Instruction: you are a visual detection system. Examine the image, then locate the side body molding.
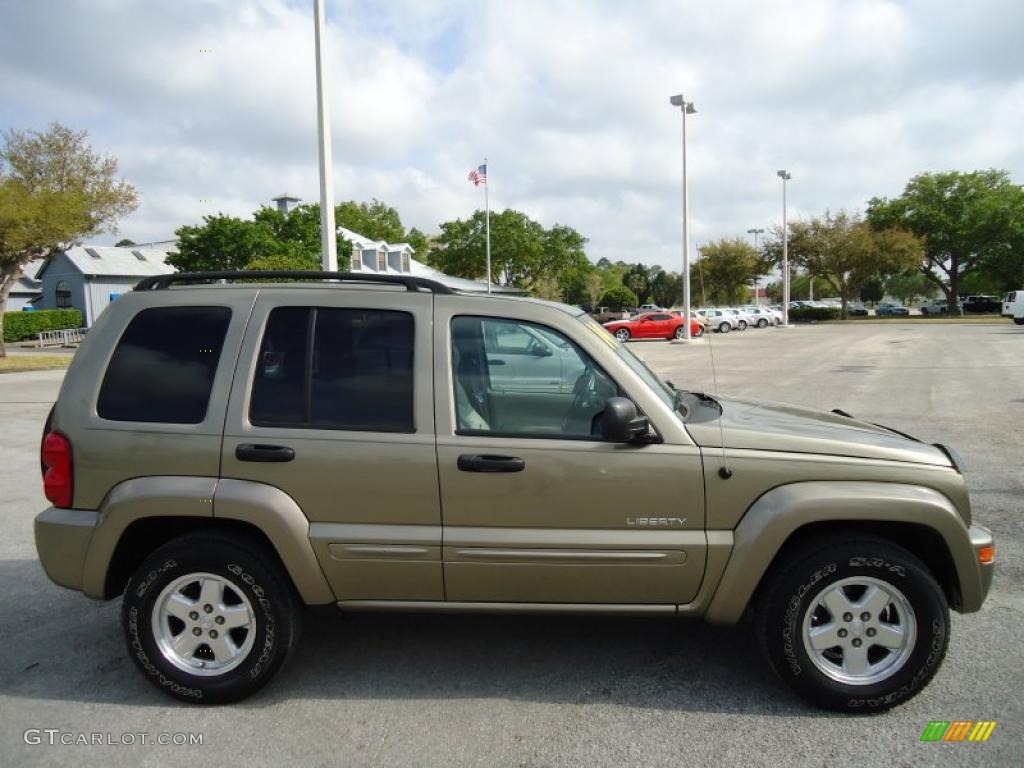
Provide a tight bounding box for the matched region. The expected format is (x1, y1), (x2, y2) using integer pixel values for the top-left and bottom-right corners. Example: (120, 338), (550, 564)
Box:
(214, 479), (336, 605)
(703, 481), (980, 625)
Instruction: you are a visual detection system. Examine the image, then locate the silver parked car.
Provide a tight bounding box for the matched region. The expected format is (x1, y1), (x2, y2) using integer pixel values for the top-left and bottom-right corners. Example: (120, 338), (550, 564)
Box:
(696, 308), (739, 333)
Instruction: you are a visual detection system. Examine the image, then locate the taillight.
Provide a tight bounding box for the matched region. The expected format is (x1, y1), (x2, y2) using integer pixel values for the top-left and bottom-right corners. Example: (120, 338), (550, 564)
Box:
(42, 432), (73, 508)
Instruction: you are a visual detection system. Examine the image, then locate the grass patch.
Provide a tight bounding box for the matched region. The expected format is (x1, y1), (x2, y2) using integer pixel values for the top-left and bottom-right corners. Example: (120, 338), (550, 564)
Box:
(0, 355), (72, 373)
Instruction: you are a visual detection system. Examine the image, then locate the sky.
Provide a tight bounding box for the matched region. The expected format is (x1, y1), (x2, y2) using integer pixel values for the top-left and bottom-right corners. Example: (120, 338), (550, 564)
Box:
(1, 0), (1022, 269)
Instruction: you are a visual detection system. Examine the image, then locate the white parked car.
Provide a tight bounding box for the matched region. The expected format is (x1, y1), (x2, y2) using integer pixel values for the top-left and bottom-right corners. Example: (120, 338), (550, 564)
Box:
(740, 306), (779, 327)
(721, 308), (756, 330)
(695, 308), (738, 333)
(921, 298), (949, 315)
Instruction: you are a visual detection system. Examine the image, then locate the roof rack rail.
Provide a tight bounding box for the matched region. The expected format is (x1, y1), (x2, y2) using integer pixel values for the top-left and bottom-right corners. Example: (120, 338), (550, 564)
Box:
(134, 271), (454, 294)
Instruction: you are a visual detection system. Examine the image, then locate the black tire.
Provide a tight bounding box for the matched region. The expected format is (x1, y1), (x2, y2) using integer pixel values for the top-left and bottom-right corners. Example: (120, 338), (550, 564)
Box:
(757, 318), (769, 328)
(1014, 317), (1024, 326)
(673, 325), (687, 339)
(693, 324), (704, 337)
(738, 320), (748, 331)
(122, 532), (302, 704)
(615, 328), (631, 341)
(757, 537), (949, 713)
(718, 322), (730, 333)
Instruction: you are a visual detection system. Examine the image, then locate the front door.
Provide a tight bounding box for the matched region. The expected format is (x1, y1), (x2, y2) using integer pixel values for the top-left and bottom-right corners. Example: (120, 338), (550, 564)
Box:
(435, 298), (707, 606)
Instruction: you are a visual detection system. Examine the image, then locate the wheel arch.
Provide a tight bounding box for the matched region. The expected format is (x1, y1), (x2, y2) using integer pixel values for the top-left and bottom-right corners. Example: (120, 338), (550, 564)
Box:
(85, 476), (335, 605)
(703, 481), (979, 625)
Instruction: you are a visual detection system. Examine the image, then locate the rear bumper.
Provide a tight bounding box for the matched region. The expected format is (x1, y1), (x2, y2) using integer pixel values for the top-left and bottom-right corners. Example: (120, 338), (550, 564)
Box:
(963, 524), (995, 611)
(34, 507), (98, 593)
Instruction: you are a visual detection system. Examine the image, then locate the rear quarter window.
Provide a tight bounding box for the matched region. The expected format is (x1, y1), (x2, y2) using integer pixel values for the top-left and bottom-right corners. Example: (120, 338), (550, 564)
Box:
(97, 306), (232, 424)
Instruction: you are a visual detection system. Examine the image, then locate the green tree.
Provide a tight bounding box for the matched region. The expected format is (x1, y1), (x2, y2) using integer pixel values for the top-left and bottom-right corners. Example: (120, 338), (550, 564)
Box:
(169, 203), (351, 273)
(867, 170), (1024, 306)
(598, 284), (637, 311)
(859, 277), (884, 304)
(0, 123), (138, 355)
(649, 269), (682, 308)
(884, 271), (933, 306)
(429, 209), (587, 293)
(691, 238), (762, 305)
(622, 263), (655, 304)
(335, 199), (406, 243)
(765, 212), (922, 317)
(115, 238), (136, 247)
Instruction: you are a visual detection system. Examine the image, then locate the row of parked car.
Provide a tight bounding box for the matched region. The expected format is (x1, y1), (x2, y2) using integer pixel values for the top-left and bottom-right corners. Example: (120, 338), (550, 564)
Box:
(596, 305), (785, 341)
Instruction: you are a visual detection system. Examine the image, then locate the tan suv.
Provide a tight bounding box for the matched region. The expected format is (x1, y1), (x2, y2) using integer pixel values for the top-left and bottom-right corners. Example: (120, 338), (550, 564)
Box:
(35, 271), (995, 710)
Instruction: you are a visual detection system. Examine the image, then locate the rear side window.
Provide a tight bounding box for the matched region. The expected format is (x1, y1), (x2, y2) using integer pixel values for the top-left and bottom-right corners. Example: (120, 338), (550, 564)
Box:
(98, 306), (232, 423)
(250, 307), (414, 432)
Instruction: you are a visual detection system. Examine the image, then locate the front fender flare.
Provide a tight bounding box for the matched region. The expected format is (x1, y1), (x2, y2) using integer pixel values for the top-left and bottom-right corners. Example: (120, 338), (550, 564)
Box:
(703, 481), (980, 625)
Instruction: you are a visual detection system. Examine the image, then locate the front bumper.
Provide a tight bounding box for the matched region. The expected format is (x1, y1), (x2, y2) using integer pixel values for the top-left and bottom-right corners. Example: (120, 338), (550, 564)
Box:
(34, 506), (98, 593)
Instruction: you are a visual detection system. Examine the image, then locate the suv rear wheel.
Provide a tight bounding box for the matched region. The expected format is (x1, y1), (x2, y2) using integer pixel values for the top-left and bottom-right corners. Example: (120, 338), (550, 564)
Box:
(122, 532), (301, 704)
(757, 537), (949, 712)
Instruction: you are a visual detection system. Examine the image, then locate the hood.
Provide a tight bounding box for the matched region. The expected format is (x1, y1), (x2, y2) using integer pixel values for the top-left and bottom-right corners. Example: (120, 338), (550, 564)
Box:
(685, 395), (952, 466)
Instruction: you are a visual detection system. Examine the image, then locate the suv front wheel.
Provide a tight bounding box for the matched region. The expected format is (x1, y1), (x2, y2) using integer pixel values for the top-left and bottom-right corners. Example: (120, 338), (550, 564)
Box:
(122, 532), (302, 704)
(757, 537), (949, 712)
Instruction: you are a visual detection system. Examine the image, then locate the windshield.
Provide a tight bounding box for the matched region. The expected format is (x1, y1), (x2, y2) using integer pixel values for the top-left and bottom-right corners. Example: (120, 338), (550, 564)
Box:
(577, 314), (679, 414)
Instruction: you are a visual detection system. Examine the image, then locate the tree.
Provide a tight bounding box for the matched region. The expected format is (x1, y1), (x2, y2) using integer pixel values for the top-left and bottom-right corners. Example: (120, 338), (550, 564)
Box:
(335, 199), (406, 243)
(0, 123), (137, 355)
(622, 263), (655, 304)
(169, 203), (350, 273)
(649, 269), (682, 308)
(598, 285), (637, 311)
(429, 208), (588, 293)
(690, 238), (762, 305)
(115, 238), (136, 247)
(867, 170), (1024, 306)
(859, 278), (884, 304)
(884, 271), (932, 306)
(765, 212), (922, 317)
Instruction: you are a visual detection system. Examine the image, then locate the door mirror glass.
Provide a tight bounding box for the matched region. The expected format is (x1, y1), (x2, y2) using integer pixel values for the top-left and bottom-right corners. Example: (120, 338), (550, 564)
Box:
(600, 397), (650, 443)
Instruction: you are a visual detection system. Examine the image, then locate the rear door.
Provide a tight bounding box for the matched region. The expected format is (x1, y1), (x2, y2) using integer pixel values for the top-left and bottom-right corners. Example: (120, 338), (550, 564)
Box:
(220, 287), (442, 601)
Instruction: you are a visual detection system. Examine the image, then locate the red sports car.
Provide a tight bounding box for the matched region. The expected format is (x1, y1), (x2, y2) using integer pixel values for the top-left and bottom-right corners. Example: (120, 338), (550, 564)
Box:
(603, 311), (703, 341)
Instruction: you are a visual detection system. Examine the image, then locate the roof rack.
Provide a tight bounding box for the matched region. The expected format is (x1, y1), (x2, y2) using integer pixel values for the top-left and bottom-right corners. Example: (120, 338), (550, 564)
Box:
(134, 271), (454, 294)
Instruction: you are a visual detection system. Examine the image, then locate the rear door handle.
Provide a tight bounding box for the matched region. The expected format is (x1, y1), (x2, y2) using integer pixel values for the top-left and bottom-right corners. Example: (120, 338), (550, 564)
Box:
(457, 454), (526, 473)
(236, 444), (295, 463)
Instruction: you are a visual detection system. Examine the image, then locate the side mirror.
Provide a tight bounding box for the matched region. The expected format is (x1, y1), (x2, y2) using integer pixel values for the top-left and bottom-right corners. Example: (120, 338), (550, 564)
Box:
(600, 397), (651, 443)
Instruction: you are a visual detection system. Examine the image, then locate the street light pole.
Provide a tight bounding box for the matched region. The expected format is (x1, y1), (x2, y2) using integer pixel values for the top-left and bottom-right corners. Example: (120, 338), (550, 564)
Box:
(777, 170), (792, 326)
(314, 0), (337, 271)
(746, 227), (764, 305)
(670, 94), (696, 341)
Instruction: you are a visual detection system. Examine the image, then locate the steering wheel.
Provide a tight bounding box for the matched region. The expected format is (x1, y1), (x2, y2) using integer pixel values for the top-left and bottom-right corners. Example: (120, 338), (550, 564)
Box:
(562, 365), (599, 433)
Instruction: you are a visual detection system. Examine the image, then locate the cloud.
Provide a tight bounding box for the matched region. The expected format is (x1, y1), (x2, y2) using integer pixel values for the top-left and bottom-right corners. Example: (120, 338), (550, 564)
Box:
(1, 0), (1021, 266)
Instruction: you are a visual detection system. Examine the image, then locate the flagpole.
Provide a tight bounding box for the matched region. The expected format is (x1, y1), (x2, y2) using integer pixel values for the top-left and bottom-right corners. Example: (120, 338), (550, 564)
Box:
(484, 157), (491, 293)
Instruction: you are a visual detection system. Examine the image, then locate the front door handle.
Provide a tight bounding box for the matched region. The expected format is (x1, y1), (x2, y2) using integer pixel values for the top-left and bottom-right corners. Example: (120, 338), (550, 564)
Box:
(236, 444), (295, 463)
(457, 454), (526, 473)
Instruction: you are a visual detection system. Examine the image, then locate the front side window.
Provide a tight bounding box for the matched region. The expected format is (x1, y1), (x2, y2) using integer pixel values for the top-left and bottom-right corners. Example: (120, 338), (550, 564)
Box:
(98, 306), (231, 423)
(250, 307), (414, 432)
(451, 316), (617, 438)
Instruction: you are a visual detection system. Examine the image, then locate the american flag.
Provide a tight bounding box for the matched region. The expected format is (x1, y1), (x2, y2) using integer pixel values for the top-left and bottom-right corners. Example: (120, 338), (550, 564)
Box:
(468, 164), (487, 186)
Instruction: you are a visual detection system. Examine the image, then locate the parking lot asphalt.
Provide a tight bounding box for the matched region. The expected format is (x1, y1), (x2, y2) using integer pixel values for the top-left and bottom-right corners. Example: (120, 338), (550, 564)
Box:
(1, 322), (1021, 767)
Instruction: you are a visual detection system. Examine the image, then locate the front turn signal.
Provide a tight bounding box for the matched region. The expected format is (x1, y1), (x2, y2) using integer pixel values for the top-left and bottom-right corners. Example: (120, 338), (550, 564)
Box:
(977, 545), (995, 565)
